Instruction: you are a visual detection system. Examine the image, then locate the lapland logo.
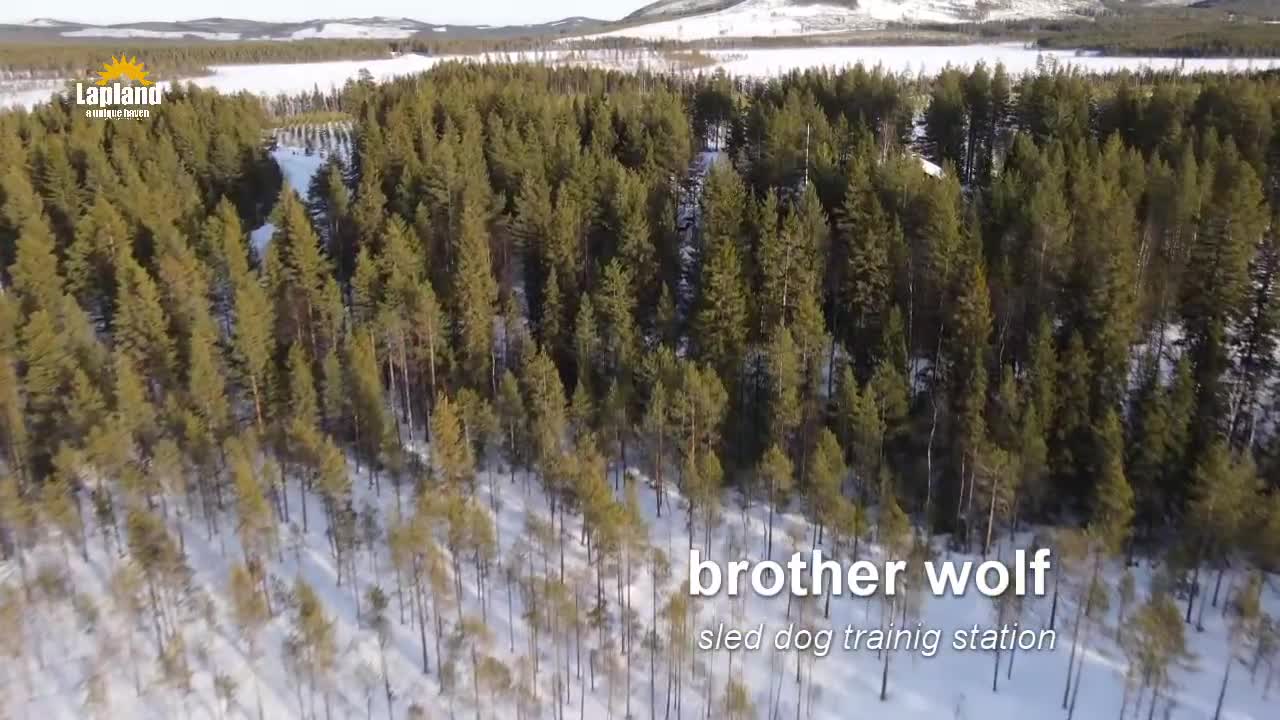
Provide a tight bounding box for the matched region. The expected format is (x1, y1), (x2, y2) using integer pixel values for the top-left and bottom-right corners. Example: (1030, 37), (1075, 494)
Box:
(76, 55), (163, 119)
(95, 55), (154, 86)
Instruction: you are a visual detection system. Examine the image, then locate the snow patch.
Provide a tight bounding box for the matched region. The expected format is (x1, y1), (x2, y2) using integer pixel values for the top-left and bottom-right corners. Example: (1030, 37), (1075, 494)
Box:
(289, 22), (419, 40)
(917, 154), (943, 177)
(249, 222), (275, 254)
(60, 27), (242, 40)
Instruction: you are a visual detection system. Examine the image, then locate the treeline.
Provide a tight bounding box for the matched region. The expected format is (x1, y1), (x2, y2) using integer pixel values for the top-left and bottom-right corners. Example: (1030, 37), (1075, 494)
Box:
(1034, 16), (1280, 57)
(0, 36), (585, 78)
(0, 39), (405, 78)
(0, 60), (1279, 716)
(575, 15), (1280, 57)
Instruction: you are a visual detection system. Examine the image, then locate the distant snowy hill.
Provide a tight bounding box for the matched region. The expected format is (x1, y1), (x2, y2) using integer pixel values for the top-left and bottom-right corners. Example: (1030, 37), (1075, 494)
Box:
(597, 0), (1199, 40)
(0, 16), (608, 42)
(627, 0), (751, 18)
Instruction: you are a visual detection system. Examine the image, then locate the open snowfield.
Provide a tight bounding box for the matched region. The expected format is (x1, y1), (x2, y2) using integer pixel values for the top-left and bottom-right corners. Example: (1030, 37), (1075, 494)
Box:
(704, 43), (1280, 76)
(0, 54), (448, 111)
(5, 447), (1276, 720)
(0, 77), (68, 111)
(182, 54), (446, 99)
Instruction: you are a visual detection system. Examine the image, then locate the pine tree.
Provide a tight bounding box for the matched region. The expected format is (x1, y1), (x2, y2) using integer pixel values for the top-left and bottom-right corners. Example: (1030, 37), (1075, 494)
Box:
(947, 251), (992, 544)
(287, 578), (338, 718)
(430, 393), (475, 493)
(453, 197), (497, 392)
(924, 70), (967, 169)
(66, 195), (129, 323)
(228, 434), (275, 567)
(595, 259), (639, 380)
(232, 271), (276, 430)
(347, 331), (391, 482)
(1186, 440), (1260, 630)
(264, 190), (340, 361)
(764, 324), (802, 454)
(807, 428), (845, 548)
(758, 444), (792, 560)
(1181, 143), (1265, 448)
(837, 164), (896, 368)
(1090, 408), (1135, 556)
(572, 295), (600, 390)
(113, 253), (176, 386)
(694, 235), (748, 381)
(523, 346), (567, 474)
(495, 369), (526, 484)
(10, 214), (65, 316)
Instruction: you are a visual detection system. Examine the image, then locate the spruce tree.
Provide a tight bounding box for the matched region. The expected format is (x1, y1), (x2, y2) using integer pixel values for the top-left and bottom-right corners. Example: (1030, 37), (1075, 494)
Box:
(9, 214), (64, 316)
(453, 197), (497, 392)
(759, 444), (793, 560)
(694, 235), (748, 382)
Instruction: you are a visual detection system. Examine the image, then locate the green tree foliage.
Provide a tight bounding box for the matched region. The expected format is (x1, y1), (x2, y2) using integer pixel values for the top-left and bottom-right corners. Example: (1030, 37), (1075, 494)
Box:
(1, 61), (1279, 718)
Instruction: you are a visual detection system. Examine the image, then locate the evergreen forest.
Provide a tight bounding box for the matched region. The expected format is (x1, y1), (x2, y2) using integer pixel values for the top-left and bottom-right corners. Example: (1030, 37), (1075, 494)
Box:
(0, 61), (1279, 718)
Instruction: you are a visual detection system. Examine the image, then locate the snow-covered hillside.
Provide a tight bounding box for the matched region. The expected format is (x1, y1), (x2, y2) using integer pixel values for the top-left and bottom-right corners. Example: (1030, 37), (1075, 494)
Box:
(593, 0), (1102, 40)
(287, 21), (424, 40)
(2, 15), (612, 42)
(628, 0), (751, 18)
(59, 28), (244, 40)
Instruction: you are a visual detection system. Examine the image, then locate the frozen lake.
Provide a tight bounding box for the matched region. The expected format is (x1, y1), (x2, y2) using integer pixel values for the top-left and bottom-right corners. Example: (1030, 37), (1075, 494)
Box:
(707, 43), (1280, 77)
(4, 44), (1278, 110)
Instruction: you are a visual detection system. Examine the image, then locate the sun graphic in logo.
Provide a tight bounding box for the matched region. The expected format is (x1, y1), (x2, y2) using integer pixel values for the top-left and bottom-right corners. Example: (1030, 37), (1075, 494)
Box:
(96, 55), (153, 87)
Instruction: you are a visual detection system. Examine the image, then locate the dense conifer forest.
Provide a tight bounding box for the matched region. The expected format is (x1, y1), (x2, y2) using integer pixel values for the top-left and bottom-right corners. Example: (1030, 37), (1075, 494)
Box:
(1030, 15), (1280, 57)
(0, 61), (1279, 718)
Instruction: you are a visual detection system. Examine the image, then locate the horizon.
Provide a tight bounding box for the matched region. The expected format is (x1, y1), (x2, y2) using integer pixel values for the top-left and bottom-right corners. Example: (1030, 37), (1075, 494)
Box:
(0, 0), (641, 26)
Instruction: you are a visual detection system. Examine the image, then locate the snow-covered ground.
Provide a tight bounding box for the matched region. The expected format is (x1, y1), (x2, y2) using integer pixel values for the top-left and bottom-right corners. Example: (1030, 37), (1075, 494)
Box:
(251, 122), (354, 253)
(0, 77), (68, 110)
(183, 54), (446, 99)
(704, 43), (1280, 76)
(5, 441), (1276, 719)
(0, 54), (448, 111)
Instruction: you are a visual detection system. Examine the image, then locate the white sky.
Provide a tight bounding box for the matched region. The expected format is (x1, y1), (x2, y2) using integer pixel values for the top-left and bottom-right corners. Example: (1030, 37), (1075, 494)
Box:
(0, 1), (641, 25)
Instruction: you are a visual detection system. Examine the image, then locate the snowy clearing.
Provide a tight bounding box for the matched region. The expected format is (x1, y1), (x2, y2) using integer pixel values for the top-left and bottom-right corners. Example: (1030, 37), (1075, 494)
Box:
(183, 54), (446, 99)
(250, 123), (355, 253)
